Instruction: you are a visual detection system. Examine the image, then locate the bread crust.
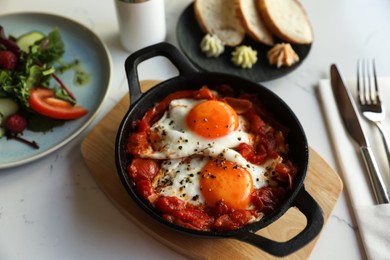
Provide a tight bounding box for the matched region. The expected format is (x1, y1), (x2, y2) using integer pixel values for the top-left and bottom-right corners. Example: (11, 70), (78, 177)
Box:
(235, 0), (274, 46)
(258, 0), (313, 44)
(194, 0), (245, 47)
(194, 0), (209, 36)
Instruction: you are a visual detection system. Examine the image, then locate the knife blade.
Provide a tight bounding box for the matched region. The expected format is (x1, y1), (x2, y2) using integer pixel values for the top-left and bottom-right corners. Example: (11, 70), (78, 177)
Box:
(330, 64), (390, 204)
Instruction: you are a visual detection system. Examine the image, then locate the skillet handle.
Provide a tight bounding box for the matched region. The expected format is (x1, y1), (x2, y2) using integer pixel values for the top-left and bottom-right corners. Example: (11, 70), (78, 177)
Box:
(235, 188), (324, 257)
(124, 42), (199, 106)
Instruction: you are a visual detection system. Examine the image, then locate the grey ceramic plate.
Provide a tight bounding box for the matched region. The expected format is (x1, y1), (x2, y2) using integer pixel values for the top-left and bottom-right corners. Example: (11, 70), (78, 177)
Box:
(0, 12), (111, 169)
(176, 3), (312, 82)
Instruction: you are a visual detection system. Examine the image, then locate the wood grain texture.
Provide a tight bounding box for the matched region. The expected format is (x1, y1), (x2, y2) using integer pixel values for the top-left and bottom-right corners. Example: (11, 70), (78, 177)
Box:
(80, 80), (343, 259)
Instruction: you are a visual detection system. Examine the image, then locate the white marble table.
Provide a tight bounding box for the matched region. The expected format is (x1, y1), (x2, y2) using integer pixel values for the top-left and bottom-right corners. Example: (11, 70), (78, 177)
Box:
(2, 0), (389, 259)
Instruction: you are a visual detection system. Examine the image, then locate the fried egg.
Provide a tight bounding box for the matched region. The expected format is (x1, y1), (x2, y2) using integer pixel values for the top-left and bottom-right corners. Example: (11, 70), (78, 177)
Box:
(144, 98), (252, 159)
(140, 97), (281, 210)
(153, 151), (281, 210)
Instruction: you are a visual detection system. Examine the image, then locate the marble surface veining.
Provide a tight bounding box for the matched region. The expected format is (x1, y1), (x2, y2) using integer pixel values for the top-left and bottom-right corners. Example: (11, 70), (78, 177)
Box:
(2, 0), (389, 259)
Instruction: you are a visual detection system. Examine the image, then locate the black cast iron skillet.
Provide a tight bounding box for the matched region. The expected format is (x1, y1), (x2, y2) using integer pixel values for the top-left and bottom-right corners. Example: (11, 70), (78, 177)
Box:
(115, 42), (324, 257)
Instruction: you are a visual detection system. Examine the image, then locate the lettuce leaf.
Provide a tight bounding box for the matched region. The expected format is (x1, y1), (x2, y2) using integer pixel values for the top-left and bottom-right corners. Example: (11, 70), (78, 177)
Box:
(36, 27), (64, 63)
(0, 27), (66, 107)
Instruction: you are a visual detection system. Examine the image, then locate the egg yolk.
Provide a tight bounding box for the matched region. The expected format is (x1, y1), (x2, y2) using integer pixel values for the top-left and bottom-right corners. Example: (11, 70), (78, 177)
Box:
(200, 159), (253, 210)
(186, 100), (239, 139)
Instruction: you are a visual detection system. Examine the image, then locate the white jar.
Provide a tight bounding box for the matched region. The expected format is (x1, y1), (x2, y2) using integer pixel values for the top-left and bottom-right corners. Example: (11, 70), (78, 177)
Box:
(114, 0), (166, 52)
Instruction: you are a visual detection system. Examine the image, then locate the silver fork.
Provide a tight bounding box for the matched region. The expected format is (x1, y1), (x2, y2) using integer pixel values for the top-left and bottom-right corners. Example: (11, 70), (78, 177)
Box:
(357, 59), (390, 169)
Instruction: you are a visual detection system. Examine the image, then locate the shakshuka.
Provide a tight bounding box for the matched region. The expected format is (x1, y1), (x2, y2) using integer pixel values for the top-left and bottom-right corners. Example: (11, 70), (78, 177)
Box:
(126, 84), (297, 231)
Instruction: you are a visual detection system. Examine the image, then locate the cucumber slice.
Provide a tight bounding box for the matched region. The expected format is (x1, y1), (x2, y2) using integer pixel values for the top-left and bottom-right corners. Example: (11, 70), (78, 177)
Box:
(0, 127), (5, 138)
(0, 98), (19, 138)
(0, 98), (19, 125)
(17, 31), (45, 52)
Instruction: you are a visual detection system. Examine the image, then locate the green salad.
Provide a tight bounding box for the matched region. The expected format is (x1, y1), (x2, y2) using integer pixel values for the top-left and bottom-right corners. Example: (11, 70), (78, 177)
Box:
(0, 25), (89, 148)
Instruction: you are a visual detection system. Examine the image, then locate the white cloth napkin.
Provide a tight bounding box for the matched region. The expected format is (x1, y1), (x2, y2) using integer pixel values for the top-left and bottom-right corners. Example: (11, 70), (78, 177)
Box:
(318, 78), (390, 260)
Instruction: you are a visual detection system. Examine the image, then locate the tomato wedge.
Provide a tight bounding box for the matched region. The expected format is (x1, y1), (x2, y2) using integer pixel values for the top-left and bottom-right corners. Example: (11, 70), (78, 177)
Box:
(29, 88), (88, 120)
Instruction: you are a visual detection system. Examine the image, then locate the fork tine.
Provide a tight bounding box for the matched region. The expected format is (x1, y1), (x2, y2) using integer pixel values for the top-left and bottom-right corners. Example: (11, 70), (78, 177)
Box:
(372, 59), (381, 104)
(366, 58), (381, 105)
(367, 59), (375, 105)
(359, 59), (369, 105)
(357, 59), (364, 105)
(363, 59), (372, 105)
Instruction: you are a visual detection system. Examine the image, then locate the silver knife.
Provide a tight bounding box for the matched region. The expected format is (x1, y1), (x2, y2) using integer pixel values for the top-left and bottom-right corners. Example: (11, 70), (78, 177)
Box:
(330, 64), (390, 204)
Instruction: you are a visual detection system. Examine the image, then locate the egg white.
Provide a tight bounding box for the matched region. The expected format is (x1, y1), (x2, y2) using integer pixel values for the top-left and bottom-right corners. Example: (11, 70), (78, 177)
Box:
(153, 151), (281, 207)
(154, 155), (208, 205)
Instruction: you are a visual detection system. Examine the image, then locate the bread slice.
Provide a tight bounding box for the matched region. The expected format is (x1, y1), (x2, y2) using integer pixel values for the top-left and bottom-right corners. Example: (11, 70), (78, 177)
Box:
(194, 0), (245, 47)
(258, 0), (313, 44)
(236, 0), (274, 46)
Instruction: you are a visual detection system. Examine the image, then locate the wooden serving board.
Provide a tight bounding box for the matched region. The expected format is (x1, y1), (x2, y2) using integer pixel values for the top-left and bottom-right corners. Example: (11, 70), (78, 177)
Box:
(81, 80), (343, 259)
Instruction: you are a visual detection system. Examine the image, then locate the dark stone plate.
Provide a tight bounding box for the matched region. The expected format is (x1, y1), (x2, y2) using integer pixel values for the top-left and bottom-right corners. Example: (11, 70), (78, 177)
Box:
(176, 3), (312, 82)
